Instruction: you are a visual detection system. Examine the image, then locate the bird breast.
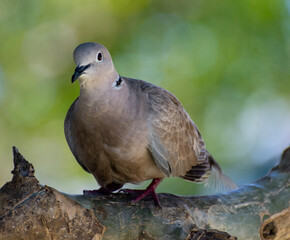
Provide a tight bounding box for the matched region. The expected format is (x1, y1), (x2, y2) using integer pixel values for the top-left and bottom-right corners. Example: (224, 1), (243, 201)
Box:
(71, 89), (164, 186)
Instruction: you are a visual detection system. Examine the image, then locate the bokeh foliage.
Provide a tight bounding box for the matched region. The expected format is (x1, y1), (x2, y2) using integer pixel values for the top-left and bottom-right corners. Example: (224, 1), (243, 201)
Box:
(0, 0), (289, 195)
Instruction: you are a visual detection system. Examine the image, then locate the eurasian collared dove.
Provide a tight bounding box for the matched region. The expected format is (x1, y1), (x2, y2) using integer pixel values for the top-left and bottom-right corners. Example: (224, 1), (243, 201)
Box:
(65, 42), (237, 206)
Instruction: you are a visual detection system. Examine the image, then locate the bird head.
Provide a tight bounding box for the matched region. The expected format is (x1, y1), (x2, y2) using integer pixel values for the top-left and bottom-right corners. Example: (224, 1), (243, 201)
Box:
(71, 42), (118, 87)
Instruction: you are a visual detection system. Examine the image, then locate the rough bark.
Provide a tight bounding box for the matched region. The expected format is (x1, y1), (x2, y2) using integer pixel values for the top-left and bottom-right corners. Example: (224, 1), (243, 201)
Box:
(0, 146), (289, 240)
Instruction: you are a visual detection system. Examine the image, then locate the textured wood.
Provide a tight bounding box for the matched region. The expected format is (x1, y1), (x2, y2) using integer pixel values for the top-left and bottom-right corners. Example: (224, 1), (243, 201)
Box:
(0, 147), (104, 240)
(260, 207), (290, 240)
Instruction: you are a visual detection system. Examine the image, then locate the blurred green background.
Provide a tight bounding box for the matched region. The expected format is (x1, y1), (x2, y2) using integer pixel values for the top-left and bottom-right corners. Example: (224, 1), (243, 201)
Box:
(0, 0), (289, 195)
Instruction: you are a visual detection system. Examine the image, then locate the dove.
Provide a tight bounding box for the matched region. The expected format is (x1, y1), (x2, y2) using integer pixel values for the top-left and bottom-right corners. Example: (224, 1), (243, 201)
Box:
(65, 42), (236, 206)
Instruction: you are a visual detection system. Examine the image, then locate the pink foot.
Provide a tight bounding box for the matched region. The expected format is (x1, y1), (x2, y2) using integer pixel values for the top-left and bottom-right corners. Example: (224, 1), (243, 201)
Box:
(121, 178), (162, 207)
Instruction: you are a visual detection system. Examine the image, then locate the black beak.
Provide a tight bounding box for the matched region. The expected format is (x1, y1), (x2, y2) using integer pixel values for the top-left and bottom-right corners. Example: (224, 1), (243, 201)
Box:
(71, 64), (91, 83)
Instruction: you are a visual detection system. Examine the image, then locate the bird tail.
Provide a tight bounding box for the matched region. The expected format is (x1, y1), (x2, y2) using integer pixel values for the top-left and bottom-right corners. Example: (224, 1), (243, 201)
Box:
(205, 152), (238, 193)
(181, 151), (237, 193)
(181, 162), (211, 183)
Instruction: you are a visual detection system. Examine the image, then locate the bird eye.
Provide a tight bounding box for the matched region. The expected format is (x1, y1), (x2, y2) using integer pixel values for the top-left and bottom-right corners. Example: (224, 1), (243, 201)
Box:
(96, 51), (103, 62)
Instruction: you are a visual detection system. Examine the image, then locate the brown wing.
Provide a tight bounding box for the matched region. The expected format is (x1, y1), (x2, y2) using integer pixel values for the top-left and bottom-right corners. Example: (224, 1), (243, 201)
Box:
(64, 97), (90, 173)
(141, 81), (209, 178)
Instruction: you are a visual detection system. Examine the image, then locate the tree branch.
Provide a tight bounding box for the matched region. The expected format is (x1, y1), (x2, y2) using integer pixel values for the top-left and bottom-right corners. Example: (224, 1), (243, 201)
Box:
(0, 146), (289, 240)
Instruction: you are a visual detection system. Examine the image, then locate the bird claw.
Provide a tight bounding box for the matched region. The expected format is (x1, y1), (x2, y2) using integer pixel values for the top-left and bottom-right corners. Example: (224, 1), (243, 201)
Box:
(118, 179), (162, 207)
(84, 179), (162, 207)
(120, 190), (161, 207)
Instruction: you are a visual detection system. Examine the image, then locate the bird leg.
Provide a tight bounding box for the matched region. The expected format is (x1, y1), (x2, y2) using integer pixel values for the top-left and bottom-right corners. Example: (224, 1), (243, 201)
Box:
(121, 178), (162, 207)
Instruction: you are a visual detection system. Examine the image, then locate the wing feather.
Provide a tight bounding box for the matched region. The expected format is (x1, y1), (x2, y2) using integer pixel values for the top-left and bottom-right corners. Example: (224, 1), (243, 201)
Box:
(141, 81), (208, 178)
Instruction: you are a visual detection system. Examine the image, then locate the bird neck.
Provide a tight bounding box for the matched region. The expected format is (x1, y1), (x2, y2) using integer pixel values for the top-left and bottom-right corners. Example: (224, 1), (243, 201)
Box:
(77, 74), (126, 114)
(79, 82), (109, 102)
(78, 70), (119, 100)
